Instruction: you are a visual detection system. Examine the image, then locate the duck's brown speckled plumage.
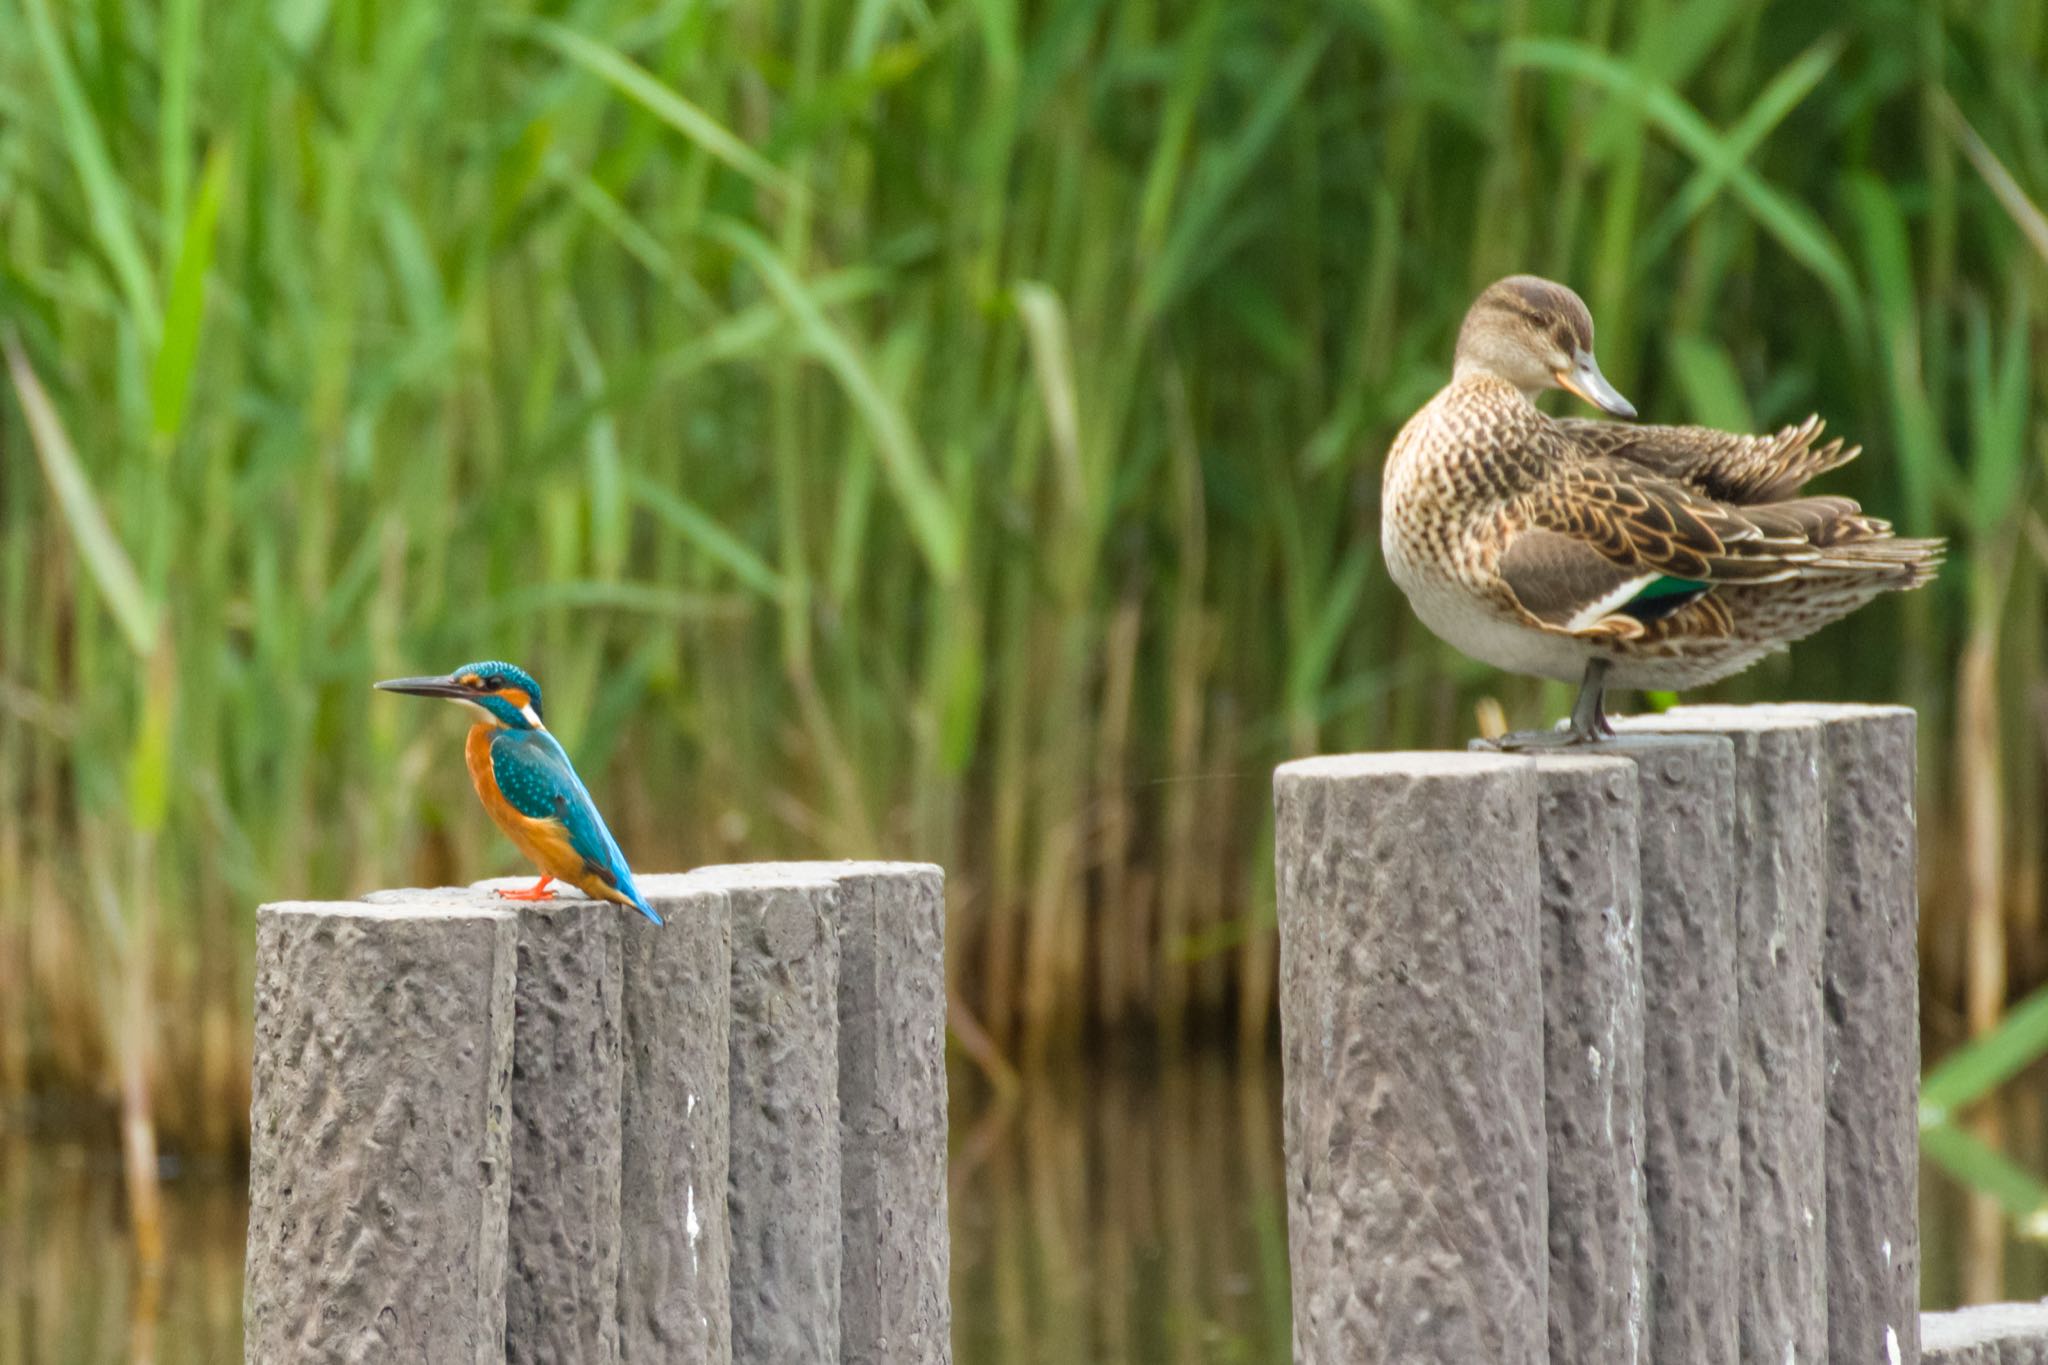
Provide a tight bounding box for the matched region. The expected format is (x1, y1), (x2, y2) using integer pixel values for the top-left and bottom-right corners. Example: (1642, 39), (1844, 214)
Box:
(1383, 277), (1942, 694)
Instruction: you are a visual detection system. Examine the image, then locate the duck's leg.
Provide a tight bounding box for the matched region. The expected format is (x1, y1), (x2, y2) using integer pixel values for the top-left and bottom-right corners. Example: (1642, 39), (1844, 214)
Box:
(1490, 658), (1612, 751)
(1568, 656), (1614, 740)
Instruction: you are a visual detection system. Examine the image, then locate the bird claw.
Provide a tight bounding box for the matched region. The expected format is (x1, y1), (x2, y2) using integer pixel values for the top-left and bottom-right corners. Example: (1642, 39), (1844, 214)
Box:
(495, 880), (557, 902)
(1483, 724), (1605, 752)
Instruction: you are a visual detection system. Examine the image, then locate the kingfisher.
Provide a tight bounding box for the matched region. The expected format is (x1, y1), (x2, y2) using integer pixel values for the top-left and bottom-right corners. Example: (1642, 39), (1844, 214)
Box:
(375, 660), (661, 925)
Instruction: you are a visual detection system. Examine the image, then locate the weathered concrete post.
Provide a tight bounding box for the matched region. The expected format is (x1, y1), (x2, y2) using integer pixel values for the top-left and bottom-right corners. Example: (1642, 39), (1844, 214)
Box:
(1772, 704), (1921, 1365)
(1274, 753), (1547, 1365)
(245, 898), (517, 1365)
(692, 862), (952, 1365)
(618, 878), (734, 1364)
(686, 867), (843, 1365)
(1525, 757), (1646, 1365)
(1620, 710), (1828, 1365)
(465, 883), (627, 1365)
(1593, 734), (1740, 1364)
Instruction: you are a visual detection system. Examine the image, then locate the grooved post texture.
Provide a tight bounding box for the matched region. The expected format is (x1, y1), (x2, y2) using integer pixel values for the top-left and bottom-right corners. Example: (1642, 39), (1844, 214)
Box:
(1770, 704), (1921, 1365)
(694, 869), (843, 1365)
(1922, 1303), (2048, 1364)
(1624, 710), (1828, 1365)
(468, 882), (626, 1365)
(693, 861), (952, 1365)
(1526, 756), (1647, 1365)
(619, 878), (734, 1365)
(1274, 753), (1546, 1365)
(1594, 734), (1741, 1365)
(244, 899), (517, 1365)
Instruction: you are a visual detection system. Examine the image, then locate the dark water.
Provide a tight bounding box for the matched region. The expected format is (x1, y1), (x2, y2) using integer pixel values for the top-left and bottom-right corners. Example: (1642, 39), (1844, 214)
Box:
(1, 1052), (2041, 1365)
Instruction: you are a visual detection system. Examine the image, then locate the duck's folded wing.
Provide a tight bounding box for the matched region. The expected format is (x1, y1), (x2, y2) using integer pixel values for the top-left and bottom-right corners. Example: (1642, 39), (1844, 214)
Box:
(1495, 528), (1701, 632)
(1554, 414), (1858, 503)
(490, 728), (634, 893)
(1499, 461), (1833, 637)
(1523, 462), (1821, 582)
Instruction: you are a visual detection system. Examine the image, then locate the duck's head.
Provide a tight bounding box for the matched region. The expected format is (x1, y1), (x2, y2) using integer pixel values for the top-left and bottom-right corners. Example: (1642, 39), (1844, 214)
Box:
(1453, 275), (1636, 419)
(375, 660), (546, 730)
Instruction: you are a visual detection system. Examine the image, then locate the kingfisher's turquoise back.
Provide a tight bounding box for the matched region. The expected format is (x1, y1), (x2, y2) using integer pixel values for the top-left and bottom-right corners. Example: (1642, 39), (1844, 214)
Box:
(490, 727), (654, 922)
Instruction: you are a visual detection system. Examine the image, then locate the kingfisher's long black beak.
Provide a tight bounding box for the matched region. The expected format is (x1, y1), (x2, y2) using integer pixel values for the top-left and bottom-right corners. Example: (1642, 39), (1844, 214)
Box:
(374, 674), (470, 700)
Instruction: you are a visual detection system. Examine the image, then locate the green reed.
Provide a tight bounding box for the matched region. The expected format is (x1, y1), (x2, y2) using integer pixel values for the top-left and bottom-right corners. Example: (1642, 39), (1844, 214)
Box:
(1, 0), (2044, 1188)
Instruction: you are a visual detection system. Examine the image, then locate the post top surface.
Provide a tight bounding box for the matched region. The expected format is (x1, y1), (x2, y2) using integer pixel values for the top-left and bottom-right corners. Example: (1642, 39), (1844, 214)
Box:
(686, 859), (943, 887)
(1275, 751), (1529, 782)
(1922, 1302), (2048, 1349)
(259, 895), (514, 923)
(640, 868), (839, 896)
(1516, 753), (1642, 775)
(1614, 706), (1823, 735)
(1740, 701), (1917, 723)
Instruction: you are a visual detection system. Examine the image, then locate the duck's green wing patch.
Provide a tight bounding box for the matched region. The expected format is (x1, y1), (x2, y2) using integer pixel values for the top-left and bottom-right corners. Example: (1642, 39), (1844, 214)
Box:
(1615, 573), (1709, 625)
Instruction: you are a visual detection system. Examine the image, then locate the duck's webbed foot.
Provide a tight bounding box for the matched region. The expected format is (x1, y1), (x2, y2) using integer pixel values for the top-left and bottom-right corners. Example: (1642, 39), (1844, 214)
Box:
(1481, 658), (1613, 751)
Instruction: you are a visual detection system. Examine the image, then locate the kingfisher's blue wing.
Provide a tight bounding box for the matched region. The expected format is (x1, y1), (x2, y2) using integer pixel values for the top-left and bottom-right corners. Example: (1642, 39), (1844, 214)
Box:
(490, 728), (657, 924)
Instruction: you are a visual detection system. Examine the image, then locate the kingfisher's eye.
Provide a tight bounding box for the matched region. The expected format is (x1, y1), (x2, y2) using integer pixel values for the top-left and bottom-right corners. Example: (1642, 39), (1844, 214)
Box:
(482, 677), (502, 691)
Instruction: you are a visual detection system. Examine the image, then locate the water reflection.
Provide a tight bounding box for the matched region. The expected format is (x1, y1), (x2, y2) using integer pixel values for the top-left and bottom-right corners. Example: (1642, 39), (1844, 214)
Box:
(1, 1052), (1291, 1365)
(948, 1048), (1292, 1365)
(1919, 1078), (2048, 1310)
(8, 1050), (2048, 1365)
(0, 1134), (242, 1365)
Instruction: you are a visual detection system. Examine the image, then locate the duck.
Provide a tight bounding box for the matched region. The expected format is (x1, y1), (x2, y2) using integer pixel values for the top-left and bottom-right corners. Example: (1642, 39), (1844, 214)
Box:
(1381, 274), (1942, 747)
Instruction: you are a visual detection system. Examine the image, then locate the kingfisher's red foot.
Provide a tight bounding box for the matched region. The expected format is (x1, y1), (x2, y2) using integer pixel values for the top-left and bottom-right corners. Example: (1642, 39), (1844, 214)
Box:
(495, 877), (556, 902)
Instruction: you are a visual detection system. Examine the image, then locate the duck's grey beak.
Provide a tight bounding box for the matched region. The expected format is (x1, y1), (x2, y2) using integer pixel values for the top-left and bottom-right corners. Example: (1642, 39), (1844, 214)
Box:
(1555, 348), (1636, 419)
(374, 674), (469, 700)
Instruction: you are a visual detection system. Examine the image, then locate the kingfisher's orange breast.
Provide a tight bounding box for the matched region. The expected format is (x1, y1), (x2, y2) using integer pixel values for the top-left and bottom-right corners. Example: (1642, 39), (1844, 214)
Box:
(463, 724), (588, 886)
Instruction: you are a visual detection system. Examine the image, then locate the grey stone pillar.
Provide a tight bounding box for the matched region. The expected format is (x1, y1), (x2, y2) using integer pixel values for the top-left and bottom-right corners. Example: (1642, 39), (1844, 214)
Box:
(1274, 753), (1547, 1365)
(620, 877), (735, 1365)
(1526, 756), (1647, 1365)
(693, 861), (952, 1365)
(1771, 704), (1921, 1365)
(469, 882), (626, 1365)
(1622, 709), (1828, 1365)
(245, 898), (517, 1365)
(1923, 1302), (2048, 1364)
(1594, 734), (1741, 1365)
(687, 867), (843, 1365)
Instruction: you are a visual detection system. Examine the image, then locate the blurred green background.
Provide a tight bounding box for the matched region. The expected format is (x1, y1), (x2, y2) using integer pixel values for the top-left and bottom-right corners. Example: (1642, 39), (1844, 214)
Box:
(3, 0), (2048, 1358)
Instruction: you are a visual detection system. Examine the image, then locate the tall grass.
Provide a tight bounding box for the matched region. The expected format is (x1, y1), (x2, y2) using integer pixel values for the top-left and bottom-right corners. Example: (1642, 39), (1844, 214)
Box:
(1, 0), (2044, 1170)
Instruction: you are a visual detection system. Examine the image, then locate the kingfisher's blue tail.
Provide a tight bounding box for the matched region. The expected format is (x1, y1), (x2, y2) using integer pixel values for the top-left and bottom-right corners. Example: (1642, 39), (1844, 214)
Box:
(618, 872), (662, 926)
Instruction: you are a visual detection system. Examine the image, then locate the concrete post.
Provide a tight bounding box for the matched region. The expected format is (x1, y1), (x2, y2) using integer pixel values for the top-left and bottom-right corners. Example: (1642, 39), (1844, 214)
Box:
(244, 898), (517, 1365)
(1769, 704), (1921, 1365)
(466, 883), (626, 1365)
(1274, 753), (1547, 1365)
(1922, 1303), (2048, 1364)
(619, 878), (734, 1365)
(686, 868), (843, 1365)
(1593, 734), (1741, 1365)
(692, 862), (952, 1365)
(1526, 756), (1647, 1365)
(1621, 710), (1828, 1365)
